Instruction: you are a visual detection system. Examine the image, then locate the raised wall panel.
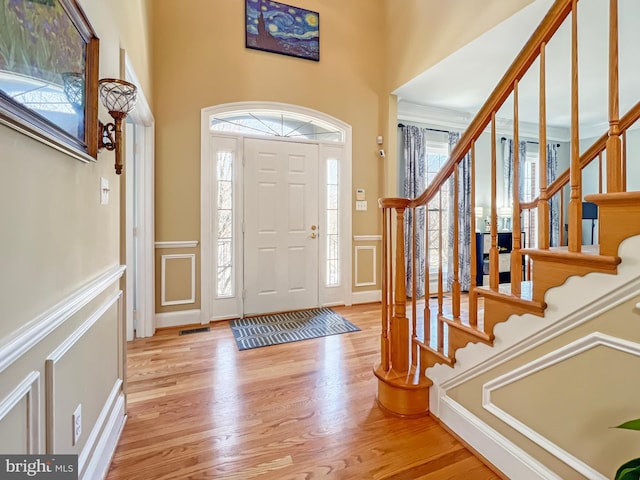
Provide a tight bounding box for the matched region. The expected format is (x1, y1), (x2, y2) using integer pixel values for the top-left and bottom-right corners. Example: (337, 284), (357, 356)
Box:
(355, 245), (376, 287)
(161, 254), (196, 306)
(45, 293), (121, 456)
(0, 372), (40, 454)
(483, 332), (640, 480)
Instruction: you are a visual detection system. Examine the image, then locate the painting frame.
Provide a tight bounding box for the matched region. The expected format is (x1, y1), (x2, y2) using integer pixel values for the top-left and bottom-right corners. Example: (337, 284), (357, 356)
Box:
(0, 0), (99, 163)
(245, 0), (320, 62)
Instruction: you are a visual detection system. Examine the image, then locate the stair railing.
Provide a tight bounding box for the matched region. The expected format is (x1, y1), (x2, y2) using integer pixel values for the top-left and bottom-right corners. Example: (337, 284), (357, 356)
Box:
(376, 0), (628, 415)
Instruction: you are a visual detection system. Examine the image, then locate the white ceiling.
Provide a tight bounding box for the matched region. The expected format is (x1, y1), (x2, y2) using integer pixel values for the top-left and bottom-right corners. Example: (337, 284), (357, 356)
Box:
(394, 0), (640, 137)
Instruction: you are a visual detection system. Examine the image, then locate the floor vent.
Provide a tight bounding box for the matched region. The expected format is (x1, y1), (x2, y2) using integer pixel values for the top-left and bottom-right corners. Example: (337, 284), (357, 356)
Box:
(179, 327), (211, 336)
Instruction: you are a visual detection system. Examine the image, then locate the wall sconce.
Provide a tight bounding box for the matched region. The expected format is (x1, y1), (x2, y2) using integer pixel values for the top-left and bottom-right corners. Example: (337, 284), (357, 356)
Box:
(98, 78), (138, 175)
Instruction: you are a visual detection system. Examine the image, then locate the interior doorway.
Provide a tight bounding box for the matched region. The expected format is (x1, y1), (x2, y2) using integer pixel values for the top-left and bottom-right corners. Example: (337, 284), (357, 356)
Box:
(123, 54), (155, 339)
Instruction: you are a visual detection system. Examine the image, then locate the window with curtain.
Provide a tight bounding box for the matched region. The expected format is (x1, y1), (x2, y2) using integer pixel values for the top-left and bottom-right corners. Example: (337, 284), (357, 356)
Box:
(425, 134), (450, 274)
(522, 144), (539, 248)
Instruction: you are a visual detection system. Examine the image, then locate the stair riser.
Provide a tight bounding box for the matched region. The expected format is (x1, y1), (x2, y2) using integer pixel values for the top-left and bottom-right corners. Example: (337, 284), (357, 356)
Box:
(531, 260), (615, 303)
(594, 205), (640, 257)
(483, 297), (544, 336)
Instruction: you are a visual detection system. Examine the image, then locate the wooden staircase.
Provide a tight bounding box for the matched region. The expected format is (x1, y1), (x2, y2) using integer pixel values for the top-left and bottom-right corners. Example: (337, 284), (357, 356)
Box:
(375, 0), (640, 417)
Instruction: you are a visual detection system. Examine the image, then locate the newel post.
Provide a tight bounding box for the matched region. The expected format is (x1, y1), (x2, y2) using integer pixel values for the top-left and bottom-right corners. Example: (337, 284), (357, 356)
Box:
(391, 206), (410, 373)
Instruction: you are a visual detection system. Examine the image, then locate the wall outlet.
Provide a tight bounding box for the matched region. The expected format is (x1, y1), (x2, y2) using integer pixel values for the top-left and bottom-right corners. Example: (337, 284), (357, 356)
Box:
(72, 404), (82, 446)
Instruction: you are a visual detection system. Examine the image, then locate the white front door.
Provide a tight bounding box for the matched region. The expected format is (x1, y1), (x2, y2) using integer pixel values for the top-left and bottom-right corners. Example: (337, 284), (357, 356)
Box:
(243, 138), (319, 315)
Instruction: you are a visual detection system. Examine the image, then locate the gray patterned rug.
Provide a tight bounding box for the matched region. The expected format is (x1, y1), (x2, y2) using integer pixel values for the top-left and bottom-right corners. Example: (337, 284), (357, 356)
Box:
(230, 307), (360, 350)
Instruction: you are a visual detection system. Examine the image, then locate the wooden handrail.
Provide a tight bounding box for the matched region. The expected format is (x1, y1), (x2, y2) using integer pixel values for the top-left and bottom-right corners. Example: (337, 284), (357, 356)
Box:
(402, 0), (573, 210)
(518, 99), (640, 209)
(546, 100), (640, 199)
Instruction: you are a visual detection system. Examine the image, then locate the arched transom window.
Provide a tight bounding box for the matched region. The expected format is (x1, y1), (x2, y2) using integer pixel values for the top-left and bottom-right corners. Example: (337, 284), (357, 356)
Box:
(209, 109), (345, 143)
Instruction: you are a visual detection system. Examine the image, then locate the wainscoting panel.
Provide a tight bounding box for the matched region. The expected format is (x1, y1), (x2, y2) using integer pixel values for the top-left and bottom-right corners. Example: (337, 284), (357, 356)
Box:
(482, 332), (640, 480)
(161, 254), (196, 306)
(0, 371), (40, 454)
(354, 245), (376, 287)
(45, 292), (122, 462)
(0, 266), (125, 375)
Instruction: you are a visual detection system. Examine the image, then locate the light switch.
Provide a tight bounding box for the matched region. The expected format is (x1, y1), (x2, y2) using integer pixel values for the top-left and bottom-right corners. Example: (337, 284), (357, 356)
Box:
(356, 200), (367, 211)
(100, 177), (110, 205)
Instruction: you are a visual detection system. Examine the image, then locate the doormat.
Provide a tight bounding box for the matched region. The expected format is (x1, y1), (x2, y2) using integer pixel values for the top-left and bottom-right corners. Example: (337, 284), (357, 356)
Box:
(229, 307), (360, 351)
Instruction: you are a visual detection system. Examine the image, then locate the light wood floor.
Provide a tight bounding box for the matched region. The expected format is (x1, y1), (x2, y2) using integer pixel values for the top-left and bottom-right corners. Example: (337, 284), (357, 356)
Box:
(107, 303), (500, 480)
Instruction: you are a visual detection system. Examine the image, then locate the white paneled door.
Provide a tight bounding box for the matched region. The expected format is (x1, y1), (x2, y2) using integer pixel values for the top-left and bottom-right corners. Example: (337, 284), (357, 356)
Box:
(243, 138), (319, 315)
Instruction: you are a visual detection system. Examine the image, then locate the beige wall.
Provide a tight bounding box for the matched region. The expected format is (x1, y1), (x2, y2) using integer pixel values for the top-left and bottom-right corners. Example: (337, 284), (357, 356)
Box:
(152, 0), (386, 310)
(379, 0), (535, 198)
(448, 296), (640, 478)
(152, 1), (540, 308)
(0, 0), (151, 466)
(382, 0), (535, 94)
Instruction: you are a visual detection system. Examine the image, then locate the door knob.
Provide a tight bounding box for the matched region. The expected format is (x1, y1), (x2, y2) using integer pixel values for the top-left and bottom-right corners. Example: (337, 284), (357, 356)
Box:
(309, 232), (317, 239)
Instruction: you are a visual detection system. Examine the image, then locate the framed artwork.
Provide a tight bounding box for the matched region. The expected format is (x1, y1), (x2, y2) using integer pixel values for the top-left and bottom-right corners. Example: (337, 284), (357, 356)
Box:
(245, 0), (319, 62)
(0, 0), (99, 162)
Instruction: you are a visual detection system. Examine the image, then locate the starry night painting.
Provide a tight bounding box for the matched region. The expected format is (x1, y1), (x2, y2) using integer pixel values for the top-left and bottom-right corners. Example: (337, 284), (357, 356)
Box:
(245, 0), (319, 61)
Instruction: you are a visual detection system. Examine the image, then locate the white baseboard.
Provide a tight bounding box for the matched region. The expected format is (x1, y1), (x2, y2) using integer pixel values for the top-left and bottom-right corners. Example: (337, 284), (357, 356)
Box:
(155, 309), (203, 329)
(438, 396), (562, 480)
(351, 290), (381, 304)
(80, 382), (126, 480)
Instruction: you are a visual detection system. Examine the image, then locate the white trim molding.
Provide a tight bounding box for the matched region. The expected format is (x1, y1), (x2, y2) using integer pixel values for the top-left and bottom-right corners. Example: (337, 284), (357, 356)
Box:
(45, 291), (122, 454)
(354, 245), (377, 287)
(0, 371), (40, 454)
(353, 235), (382, 242)
(482, 332), (640, 480)
(161, 254), (196, 306)
(155, 309), (203, 329)
(438, 396), (562, 480)
(351, 290), (381, 304)
(0, 265), (125, 375)
(79, 381), (125, 480)
(155, 241), (199, 249)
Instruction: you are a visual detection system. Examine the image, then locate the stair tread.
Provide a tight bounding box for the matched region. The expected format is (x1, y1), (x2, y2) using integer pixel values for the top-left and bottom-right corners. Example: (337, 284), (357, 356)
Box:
(476, 280), (533, 300)
(440, 314), (492, 343)
(522, 245), (618, 261)
(416, 341), (455, 367)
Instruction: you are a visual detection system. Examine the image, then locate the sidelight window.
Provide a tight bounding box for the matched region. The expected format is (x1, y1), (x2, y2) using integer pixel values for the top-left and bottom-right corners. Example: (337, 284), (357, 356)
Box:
(216, 151), (234, 297)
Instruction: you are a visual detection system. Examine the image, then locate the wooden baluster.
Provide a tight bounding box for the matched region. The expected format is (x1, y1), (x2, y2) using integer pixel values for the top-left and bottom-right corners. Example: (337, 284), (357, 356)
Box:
(490, 113), (499, 290)
(391, 207), (409, 373)
(606, 0), (623, 193)
(599, 153), (603, 194)
(388, 208), (393, 333)
(538, 42), (550, 250)
(424, 204), (431, 346)
(568, 0), (582, 252)
(560, 188), (565, 246)
(411, 207), (417, 367)
(469, 142), (478, 326)
(437, 191), (444, 354)
(381, 206), (390, 371)
(622, 130), (627, 191)
(512, 81), (522, 296)
(452, 165), (461, 318)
